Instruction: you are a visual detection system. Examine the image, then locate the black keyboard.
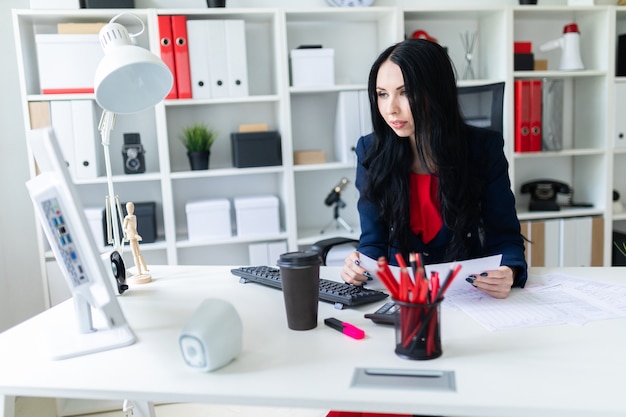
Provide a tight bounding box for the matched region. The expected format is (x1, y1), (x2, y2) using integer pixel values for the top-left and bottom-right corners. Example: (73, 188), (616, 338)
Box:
(230, 265), (388, 309)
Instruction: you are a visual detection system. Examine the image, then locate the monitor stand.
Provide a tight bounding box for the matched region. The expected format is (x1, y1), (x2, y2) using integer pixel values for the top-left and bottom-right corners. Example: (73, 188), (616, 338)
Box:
(46, 296), (135, 361)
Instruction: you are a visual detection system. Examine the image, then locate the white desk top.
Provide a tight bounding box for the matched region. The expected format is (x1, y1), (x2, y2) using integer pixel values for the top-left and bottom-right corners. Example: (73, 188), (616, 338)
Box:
(1, 266), (626, 417)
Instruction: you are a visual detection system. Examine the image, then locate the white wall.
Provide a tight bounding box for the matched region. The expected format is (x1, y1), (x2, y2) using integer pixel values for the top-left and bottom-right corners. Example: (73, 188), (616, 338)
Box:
(0, 0), (46, 332)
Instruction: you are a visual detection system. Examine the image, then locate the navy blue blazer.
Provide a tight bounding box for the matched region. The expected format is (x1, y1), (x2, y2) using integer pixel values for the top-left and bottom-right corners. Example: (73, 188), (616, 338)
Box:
(355, 126), (528, 288)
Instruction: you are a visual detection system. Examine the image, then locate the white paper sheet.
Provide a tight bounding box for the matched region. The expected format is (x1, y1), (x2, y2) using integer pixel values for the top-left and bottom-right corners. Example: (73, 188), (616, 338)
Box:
(358, 253), (626, 331)
(446, 273), (626, 331)
(358, 253), (502, 293)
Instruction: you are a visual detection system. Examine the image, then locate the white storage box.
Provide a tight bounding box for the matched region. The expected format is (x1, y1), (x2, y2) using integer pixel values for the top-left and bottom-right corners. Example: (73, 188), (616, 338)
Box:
(30, 0), (80, 8)
(234, 195), (280, 236)
(186, 199), (232, 241)
(35, 34), (102, 94)
(290, 48), (334, 87)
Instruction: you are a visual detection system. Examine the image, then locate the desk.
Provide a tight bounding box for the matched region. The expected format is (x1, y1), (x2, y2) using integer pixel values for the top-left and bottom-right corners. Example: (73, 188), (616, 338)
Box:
(1, 266), (625, 417)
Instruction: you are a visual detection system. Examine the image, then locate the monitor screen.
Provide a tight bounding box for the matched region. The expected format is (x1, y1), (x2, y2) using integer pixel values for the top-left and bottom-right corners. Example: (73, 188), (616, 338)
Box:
(458, 82), (505, 135)
(26, 127), (135, 360)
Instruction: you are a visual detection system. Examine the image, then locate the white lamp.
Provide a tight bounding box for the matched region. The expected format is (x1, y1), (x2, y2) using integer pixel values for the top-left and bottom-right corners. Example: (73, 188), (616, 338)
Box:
(94, 13), (173, 253)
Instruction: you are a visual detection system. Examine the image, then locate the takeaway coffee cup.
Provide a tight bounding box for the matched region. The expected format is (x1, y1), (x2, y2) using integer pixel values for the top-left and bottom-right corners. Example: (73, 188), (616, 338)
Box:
(277, 251), (322, 330)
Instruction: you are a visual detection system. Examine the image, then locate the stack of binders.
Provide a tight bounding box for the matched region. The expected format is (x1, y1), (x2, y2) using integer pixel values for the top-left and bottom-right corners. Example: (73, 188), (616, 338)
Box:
(514, 79), (542, 152)
(157, 15), (249, 100)
(29, 100), (100, 180)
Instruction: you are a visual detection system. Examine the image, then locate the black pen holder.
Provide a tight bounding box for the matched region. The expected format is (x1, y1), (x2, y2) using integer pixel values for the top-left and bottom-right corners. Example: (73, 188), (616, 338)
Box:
(393, 299), (442, 360)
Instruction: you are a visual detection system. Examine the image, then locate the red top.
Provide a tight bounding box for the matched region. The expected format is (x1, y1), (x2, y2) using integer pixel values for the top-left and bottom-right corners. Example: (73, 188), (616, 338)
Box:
(409, 173), (443, 243)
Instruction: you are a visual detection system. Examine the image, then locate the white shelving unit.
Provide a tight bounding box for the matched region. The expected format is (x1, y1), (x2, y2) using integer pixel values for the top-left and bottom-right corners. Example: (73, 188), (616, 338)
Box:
(13, 4), (626, 304)
(285, 7), (400, 245)
(511, 6), (614, 266)
(613, 8), (626, 255)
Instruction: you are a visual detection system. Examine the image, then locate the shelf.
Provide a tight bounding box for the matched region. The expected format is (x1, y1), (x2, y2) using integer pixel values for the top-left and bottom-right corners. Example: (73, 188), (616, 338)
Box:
(517, 207), (605, 222)
(176, 232), (289, 249)
(513, 148), (606, 158)
(164, 94), (280, 106)
(14, 4), (621, 288)
(289, 84), (368, 94)
(27, 93), (95, 101)
(293, 162), (355, 172)
(74, 173), (163, 185)
(514, 70), (606, 78)
(170, 166), (284, 180)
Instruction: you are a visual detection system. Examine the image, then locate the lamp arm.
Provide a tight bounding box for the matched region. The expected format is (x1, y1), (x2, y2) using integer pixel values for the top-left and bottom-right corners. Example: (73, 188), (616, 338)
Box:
(99, 110), (124, 253)
(109, 12), (145, 38)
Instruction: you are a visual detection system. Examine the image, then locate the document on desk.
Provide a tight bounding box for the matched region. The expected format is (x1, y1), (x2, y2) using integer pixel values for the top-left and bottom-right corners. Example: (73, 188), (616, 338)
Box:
(359, 254), (501, 291)
(446, 273), (626, 331)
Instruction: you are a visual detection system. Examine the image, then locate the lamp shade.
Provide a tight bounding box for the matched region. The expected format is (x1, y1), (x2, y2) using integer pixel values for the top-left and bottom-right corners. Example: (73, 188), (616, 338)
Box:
(94, 22), (173, 114)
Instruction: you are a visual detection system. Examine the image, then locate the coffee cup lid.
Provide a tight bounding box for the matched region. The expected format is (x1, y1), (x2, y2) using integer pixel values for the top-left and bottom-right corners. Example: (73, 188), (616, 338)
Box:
(277, 251), (321, 267)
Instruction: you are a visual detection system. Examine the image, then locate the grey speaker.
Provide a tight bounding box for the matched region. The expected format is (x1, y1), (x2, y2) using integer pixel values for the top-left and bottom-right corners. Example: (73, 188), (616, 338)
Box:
(179, 298), (242, 372)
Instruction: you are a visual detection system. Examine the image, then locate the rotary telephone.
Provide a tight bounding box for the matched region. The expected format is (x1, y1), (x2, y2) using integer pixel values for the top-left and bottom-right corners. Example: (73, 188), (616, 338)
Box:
(520, 180), (572, 211)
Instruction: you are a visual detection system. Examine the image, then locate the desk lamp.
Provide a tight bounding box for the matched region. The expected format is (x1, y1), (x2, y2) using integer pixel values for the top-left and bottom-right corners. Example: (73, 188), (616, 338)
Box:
(93, 13), (173, 254)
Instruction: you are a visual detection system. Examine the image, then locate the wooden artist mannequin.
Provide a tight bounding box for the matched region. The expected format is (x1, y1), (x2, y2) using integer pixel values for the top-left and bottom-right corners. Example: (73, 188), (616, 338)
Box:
(123, 201), (152, 284)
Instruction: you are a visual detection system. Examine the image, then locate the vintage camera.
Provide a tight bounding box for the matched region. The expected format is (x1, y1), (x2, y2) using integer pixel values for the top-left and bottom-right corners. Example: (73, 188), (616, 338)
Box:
(122, 133), (146, 174)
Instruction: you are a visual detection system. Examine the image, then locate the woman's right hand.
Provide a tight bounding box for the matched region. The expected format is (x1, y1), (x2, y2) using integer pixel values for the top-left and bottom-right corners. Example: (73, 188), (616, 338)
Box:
(341, 251), (369, 286)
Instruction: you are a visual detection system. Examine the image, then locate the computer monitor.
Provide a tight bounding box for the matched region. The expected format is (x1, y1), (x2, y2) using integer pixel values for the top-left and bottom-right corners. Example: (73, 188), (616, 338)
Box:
(458, 82), (505, 135)
(25, 127), (135, 360)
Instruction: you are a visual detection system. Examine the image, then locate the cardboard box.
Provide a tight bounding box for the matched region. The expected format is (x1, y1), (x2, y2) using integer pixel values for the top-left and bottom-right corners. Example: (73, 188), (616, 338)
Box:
(290, 48), (334, 87)
(35, 34), (102, 94)
(185, 199), (232, 241)
(234, 195), (280, 236)
(294, 150), (326, 165)
(534, 59), (548, 71)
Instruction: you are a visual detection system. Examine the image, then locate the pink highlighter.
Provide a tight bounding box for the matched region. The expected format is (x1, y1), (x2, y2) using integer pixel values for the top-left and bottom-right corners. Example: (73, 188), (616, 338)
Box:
(324, 318), (365, 340)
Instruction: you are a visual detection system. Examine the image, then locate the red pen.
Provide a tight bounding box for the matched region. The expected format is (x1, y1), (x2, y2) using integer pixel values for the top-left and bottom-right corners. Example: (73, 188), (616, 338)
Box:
(399, 266), (411, 302)
(437, 264), (462, 300)
(430, 271), (440, 303)
(324, 318), (365, 340)
(395, 253), (408, 269)
(377, 257), (400, 298)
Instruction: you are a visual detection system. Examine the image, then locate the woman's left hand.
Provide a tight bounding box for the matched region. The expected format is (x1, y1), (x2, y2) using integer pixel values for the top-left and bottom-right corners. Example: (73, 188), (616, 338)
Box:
(470, 266), (514, 299)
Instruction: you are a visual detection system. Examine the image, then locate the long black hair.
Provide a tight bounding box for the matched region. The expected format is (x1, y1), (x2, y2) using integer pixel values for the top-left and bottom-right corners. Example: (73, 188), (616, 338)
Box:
(362, 38), (482, 261)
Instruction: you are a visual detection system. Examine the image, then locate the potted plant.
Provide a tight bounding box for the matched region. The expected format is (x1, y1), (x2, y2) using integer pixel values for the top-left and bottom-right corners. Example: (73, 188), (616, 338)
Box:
(180, 123), (217, 170)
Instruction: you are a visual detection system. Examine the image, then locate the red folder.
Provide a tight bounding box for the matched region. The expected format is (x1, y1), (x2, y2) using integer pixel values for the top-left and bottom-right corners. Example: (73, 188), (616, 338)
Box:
(158, 15), (177, 99)
(529, 79), (542, 152)
(171, 15), (192, 99)
(514, 80), (531, 152)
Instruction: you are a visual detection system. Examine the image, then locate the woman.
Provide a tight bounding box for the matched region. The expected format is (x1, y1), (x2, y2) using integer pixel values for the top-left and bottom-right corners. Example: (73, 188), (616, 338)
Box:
(341, 39), (527, 299)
